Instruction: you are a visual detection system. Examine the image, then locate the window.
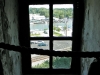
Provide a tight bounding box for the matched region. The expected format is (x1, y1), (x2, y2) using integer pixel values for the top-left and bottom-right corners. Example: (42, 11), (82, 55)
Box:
(19, 0), (84, 74)
(29, 4), (73, 69)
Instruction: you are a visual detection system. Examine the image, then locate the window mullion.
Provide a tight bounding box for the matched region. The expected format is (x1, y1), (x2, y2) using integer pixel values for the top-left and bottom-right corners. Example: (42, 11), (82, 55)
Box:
(49, 3), (53, 69)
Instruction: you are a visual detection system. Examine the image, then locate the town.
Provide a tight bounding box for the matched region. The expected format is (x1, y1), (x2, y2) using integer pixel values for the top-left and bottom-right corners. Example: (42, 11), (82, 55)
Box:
(29, 14), (72, 37)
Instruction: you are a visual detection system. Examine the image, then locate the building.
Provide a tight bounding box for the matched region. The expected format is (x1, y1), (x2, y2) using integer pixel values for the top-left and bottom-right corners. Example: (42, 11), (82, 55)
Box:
(29, 14), (46, 20)
(53, 17), (59, 21)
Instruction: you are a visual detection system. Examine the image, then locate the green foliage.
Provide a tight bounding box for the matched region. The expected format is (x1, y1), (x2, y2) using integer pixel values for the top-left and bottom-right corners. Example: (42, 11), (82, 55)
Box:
(33, 57), (71, 69)
(33, 60), (49, 68)
(29, 7), (49, 18)
(29, 7), (73, 18)
(53, 26), (57, 30)
(44, 28), (47, 30)
(63, 26), (67, 30)
(30, 33), (40, 37)
(53, 57), (71, 69)
(53, 8), (73, 19)
(53, 31), (63, 36)
(53, 26), (61, 32)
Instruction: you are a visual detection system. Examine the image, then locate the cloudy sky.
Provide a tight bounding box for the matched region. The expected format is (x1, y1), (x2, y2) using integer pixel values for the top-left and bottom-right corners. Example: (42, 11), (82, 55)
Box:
(29, 4), (73, 9)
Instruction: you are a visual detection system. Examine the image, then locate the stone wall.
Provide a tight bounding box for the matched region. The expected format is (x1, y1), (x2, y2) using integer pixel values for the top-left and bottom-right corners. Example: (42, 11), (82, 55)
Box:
(81, 0), (100, 75)
(0, 0), (22, 75)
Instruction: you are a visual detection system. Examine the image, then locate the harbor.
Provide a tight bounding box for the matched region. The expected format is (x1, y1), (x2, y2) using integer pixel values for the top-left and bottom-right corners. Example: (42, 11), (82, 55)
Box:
(30, 18), (73, 37)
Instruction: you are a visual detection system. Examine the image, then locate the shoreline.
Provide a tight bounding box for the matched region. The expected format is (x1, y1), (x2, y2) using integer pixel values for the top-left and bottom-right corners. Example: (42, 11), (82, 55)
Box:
(30, 29), (72, 37)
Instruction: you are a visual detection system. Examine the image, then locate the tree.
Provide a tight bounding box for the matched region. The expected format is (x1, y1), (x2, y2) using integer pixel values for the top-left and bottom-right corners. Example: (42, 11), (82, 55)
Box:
(29, 7), (73, 18)
(59, 14), (64, 19)
(56, 27), (61, 32)
(45, 12), (49, 18)
(63, 26), (67, 31)
(29, 8), (35, 14)
(53, 26), (61, 32)
(63, 26), (67, 36)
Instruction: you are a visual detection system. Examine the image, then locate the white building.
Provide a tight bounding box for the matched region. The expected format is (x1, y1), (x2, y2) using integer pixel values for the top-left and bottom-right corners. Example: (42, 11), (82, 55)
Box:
(53, 17), (59, 21)
(29, 14), (33, 20)
(29, 14), (46, 20)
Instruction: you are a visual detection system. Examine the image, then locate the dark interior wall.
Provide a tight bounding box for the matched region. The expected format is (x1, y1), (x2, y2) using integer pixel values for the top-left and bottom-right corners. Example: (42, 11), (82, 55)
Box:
(18, 0), (31, 74)
(0, 0), (22, 75)
(27, 74), (77, 75)
(81, 0), (100, 75)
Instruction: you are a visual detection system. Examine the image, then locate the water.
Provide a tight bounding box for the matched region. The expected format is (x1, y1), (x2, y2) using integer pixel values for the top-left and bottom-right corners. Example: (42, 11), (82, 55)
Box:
(30, 19), (72, 31)
(30, 23), (49, 31)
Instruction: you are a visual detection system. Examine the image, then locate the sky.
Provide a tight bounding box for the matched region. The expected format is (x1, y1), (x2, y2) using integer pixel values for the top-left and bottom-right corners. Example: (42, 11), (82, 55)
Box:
(29, 4), (73, 9)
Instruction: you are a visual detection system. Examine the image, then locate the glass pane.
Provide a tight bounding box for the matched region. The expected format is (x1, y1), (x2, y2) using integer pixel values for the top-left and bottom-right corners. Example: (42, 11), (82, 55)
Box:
(30, 40), (49, 68)
(53, 57), (71, 69)
(31, 40), (49, 49)
(53, 40), (72, 51)
(29, 5), (49, 37)
(53, 40), (72, 69)
(53, 4), (73, 37)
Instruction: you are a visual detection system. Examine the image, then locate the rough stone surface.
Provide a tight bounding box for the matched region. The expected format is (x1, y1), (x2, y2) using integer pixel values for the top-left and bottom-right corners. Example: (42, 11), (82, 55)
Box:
(0, 0), (22, 75)
(81, 0), (100, 75)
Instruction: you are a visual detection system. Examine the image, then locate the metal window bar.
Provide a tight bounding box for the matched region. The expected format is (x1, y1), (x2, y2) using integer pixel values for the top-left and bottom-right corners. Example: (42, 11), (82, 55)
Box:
(0, 42), (100, 58)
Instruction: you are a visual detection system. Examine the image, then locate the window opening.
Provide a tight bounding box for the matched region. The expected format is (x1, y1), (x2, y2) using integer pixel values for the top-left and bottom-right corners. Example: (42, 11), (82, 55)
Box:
(53, 4), (73, 37)
(30, 40), (50, 68)
(29, 4), (73, 69)
(29, 4), (49, 37)
(53, 40), (72, 69)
